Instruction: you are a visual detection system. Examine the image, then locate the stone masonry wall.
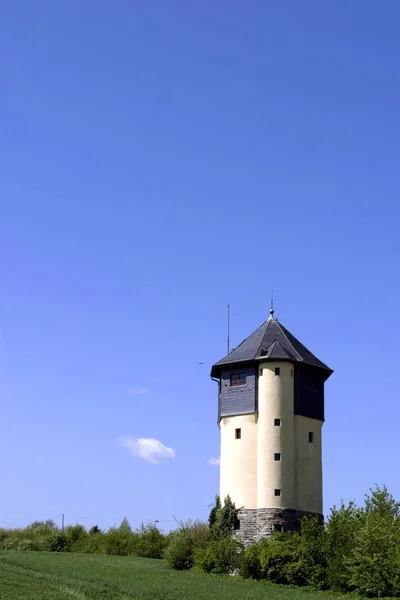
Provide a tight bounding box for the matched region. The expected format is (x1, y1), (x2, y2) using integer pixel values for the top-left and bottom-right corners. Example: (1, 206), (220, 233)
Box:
(234, 508), (323, 546)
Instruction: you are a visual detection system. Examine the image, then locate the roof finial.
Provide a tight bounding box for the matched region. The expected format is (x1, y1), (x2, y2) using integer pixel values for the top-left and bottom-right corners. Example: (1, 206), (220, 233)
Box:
(269, 290), (274, 317)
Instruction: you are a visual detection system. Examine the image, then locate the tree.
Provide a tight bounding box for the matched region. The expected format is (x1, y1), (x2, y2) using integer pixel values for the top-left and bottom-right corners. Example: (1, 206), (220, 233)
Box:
(325, 501), (363, 591)
(299, 516), (327, 589)
(347, 486), (400, 597)
(165, 519), (196, 570)
(89, 525), (101, 535)
(119, 517), (132, 533)
(364, 484), (400, 517)
(208, 495), (221, 529)
(30, 519), (57, 530)
(65, 524), (88, 551)
(211, 495), (240, 539)
(137, 524), (167, 559)
(103, 518), (138, 556)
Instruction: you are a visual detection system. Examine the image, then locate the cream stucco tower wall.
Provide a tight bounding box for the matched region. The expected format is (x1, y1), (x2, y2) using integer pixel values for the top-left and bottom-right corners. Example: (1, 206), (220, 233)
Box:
(219, 362), (323, 515)
(257, 361), (296, 510)
(212, 310), (332, 543)
(220, 413), (258, 509)
(295, 415), (323, 513)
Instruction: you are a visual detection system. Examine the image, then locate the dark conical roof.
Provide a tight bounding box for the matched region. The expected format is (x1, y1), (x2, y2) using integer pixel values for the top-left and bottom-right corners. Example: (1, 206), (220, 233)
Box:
(210, 316), (333, 379)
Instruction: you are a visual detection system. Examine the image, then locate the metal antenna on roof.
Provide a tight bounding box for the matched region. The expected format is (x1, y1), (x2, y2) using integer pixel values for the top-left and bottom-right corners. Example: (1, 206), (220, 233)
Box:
(227, 304), (230, 354)
(270, 291), (274, 317)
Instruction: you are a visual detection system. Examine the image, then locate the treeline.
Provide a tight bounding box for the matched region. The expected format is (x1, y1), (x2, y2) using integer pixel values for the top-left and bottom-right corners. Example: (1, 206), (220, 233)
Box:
(166, 486), (400, 598)
(2, 486), (400, 597)
(0, 518), (167, 558)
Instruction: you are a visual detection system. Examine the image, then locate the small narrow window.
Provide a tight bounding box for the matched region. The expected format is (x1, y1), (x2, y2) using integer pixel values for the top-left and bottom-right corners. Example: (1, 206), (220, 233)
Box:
(234, 518), (240, 531)
(274, 418), (281, 426)
(274, 453), (281, 461)
(275, 367), (280, 376)
(274, 489), (281, 497)
(230, 373), (246, 386)
(235, 428), (241, 440)
(309, 432), (314, 443)
(274, 524), (282, 533)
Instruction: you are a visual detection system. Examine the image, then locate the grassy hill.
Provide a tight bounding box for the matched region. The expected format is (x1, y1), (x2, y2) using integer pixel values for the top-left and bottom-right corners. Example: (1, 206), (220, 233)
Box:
(0, 551), (348, 600)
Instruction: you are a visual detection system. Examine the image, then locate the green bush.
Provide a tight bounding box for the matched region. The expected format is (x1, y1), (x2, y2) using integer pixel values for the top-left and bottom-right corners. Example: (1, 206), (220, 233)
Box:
(84, 533), (105, 554)
(30, 520), (57, 530)
(190, 521), (211, 550)
(104, 519), (138, 556)
(165, 520), (211, 571)
(0, 529), (11, 546)
(164, 530), (195, 570)
(49, 534), (68, 552)
(299, 516), (327, 589)
(239, 539), (269, 580)
(325, 501), (362, 591)
(196, 536), (243, 575)
(260, 532), (304, 585)
(347, 486), (400, 597)
(2, 536), (20, 550)
(137, 525), (167, 559)
(65, 525), (88, 552)
(84, 528), (105, 554)
(18, 538), (39, 552)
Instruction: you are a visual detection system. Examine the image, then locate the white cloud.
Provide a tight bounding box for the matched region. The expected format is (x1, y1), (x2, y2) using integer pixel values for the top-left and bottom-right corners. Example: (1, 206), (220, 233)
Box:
(126, 387), (148, 396)
(208, 457), (220, 466)
(118, 437), (175, 464)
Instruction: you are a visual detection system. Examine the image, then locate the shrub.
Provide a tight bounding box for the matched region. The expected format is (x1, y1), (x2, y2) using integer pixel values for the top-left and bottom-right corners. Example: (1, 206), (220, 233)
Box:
(260, 532), (304, 585)
(2, 536), (20, 550)
(18, 538), (39, 552)
(104, 527), (137, 556)
(190, 521), (211, 550)
(137, 525), (167, 559)
(104, 519), (138, 556)
(49, 533), (68, 552)
(84, 531), (105, 554)
(165, 530), (194, 570)
(0, 529), (12, 546)
(65, 525), (88, 552)
(347, 486), (400, 597)
(83, 526), (104, 554)
(0, 523), (69, 553)
(196, 536), (243, 575)
(299, 516), (327, 589)
(325, 501), (362, 591)
(165, 520), (211, 571)
(30, 520), (57, 530)
(239, 539), (269, 580)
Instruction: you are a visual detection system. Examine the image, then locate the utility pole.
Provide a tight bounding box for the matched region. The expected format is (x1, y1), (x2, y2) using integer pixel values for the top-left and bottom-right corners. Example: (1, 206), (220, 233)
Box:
(61, 514), (64, 532)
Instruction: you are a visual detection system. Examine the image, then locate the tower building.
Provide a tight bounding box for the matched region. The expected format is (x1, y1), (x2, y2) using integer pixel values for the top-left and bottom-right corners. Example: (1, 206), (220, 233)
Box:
(210, 308), (333, 544)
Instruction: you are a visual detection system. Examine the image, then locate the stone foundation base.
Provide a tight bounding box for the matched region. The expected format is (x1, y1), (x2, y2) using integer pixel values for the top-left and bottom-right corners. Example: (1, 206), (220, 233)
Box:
(234, 508), (323, 546)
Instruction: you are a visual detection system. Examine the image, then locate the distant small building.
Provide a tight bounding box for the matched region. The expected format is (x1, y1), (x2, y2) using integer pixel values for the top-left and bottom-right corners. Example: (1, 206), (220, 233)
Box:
(210, 308), (333, 545)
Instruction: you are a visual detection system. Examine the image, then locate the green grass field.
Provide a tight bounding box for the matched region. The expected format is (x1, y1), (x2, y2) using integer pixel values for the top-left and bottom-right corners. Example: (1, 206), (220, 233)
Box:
(0, 551), (348, 600)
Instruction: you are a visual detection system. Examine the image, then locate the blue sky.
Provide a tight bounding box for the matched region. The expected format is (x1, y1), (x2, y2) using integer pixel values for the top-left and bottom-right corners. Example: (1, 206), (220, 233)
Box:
(1, 1), (400, 531)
